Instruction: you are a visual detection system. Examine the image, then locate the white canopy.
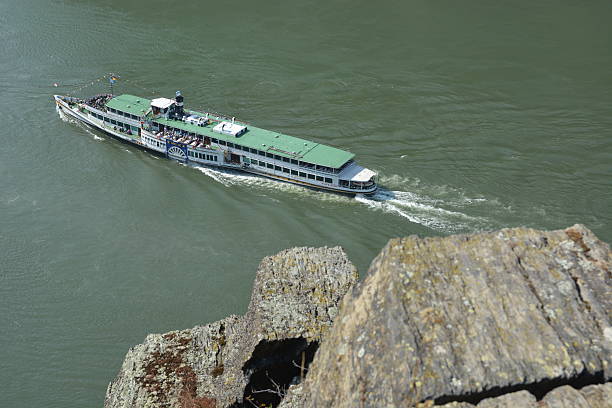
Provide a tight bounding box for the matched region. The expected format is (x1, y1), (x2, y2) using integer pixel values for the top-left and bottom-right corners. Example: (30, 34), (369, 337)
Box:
(339, 162), (376, 182)
(213, 121), (247, 136)
(151, 98), (175, 109)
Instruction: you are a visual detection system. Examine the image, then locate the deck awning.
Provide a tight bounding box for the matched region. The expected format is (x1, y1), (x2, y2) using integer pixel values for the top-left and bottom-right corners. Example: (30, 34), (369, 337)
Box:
(339, 162), (376, 182)
(151, 98), (175, 109)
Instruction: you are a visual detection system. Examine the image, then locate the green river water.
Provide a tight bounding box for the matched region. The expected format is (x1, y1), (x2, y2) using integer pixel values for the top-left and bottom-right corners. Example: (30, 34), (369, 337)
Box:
(1, 1), (611, 406)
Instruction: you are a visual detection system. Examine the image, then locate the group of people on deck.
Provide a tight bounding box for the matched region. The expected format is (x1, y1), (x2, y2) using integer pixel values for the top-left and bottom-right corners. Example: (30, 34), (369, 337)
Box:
(85, 94), (112, 111)
(155, 130), (209, 149)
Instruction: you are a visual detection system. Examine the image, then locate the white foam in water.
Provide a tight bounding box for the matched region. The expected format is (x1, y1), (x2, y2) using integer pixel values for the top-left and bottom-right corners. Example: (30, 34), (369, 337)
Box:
(356, 188), (485, 232)
(191, 165), (492, 232)
(82, 126), (104, 141)
(56, 106), (75, 123)
(57, 106), (104, 140)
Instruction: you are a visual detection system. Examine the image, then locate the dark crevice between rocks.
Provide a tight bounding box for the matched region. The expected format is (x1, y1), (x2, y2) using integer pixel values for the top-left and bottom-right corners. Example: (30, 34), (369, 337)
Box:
(431, 369), (606, 406)
(232, 338), (319, 408)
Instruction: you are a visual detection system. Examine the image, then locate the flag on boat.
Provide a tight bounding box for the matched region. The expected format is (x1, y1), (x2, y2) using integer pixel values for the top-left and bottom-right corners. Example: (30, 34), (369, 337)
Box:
(109, 76), (118, 84)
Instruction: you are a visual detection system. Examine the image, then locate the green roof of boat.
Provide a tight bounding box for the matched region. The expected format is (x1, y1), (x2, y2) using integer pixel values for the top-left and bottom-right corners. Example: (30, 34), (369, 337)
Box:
(106, 94), (355, 168)
(105, 94), (151, 116)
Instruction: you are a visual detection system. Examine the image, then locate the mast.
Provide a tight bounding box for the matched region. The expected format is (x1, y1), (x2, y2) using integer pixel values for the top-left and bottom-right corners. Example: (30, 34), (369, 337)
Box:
(108, 74), (118, 96)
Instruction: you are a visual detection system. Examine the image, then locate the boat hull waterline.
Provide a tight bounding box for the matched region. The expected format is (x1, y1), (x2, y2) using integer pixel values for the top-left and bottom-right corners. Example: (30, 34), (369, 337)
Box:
(54, 92), (377, 195)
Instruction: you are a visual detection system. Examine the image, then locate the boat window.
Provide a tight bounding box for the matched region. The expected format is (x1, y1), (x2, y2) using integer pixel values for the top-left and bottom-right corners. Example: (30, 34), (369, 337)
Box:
(211, 138), (218, 143)
(274, 165), (282, 171)
(291, 170), (298, 175)
(290, 159), (298, 165)
(219, 140), (226, 145)
(227, 142), (234, 148)
(308, 174), (315, 180)
(258, 150), (265, 156)
(282, 167), (290, 173)
(282, 157), (290, 163)
(274, 155), (281, 161)
(266, 152), (274, 158)
(213, 156), (218, 161)
(266, 163), (274, 169)
(316, 176), (324, 181)
(299, 172), (306, 177)
(111, 119), (117, 125)
(250, 148), (257, 154)
(325, 178), (332, 183)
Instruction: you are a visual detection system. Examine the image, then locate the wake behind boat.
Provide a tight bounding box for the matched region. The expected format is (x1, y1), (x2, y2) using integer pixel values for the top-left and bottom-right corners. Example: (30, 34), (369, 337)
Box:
(54, 84), (377, 195)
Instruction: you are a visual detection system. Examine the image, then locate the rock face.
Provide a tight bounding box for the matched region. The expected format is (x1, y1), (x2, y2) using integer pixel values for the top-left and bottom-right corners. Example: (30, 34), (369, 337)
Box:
(433, 383), (612, 407)
(295, 225), (611, 407)
(104, 246), (358, 408)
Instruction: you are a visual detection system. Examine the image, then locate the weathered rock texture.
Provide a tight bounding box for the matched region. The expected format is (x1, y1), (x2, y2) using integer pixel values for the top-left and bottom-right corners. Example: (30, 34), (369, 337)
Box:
(104, 246), (358, 408)
(434, 383), (612, 407)
(294, 225), (611, 407)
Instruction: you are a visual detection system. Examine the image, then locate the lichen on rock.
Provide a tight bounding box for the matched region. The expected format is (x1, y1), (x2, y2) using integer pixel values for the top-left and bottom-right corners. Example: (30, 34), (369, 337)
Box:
(296, 225), (611, 407)
(104, 246), (358, 408)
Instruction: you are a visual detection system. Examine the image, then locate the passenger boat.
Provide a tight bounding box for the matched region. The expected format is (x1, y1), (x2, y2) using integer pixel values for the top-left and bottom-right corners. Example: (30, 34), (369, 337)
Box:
(53, 90), (377, 194)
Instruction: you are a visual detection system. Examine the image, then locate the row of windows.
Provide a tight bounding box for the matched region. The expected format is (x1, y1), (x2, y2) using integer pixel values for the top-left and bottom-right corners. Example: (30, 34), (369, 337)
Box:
(91, 111), (138, 133)
(188, 151), (218, 162)
(158, 123), (339, 174)
(247, 159), (333, 183)
(143, 136), (164, 149)
(108, 108), (141, 121)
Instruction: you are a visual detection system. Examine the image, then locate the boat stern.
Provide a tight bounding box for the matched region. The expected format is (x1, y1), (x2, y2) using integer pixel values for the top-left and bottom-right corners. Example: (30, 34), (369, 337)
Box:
(338, 162), (378, 194)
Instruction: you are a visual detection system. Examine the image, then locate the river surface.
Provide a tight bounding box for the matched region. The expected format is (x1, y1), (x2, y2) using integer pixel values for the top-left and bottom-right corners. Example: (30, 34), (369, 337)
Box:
(1, 0), (611, 406)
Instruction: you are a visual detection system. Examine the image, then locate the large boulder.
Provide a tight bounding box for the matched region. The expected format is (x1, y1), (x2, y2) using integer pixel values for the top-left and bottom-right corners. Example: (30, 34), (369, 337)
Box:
(295, 225), (611, 407)
(104, 246), (358, 408)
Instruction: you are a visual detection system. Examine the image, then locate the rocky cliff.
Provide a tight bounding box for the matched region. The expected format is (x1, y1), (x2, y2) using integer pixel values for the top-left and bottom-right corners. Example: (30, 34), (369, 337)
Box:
(290, 224), (611, 407)
(105, 225), (611, 408)
(104, 246), (358, 408)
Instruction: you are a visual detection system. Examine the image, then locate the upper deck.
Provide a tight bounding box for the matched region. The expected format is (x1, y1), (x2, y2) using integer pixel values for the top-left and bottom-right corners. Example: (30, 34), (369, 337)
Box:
(105, 94), (355, 169)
